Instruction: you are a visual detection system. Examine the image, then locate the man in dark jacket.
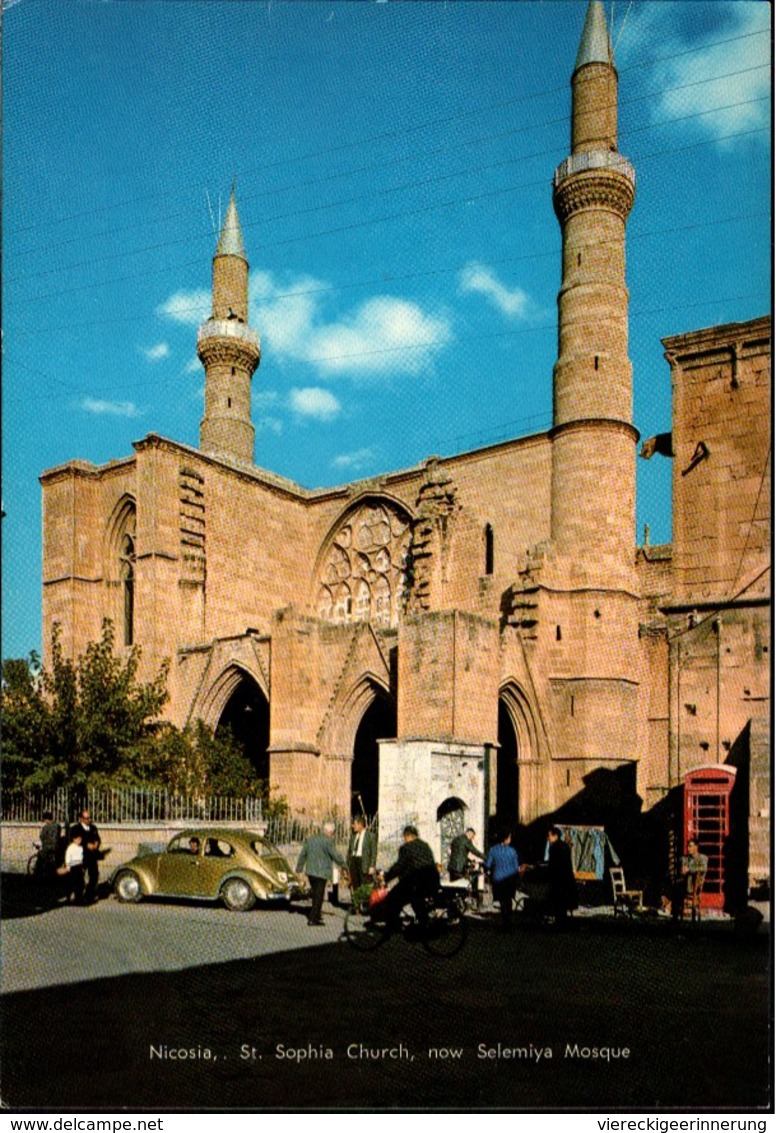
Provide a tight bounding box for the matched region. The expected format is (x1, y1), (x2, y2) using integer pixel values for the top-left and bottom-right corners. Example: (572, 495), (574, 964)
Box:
(71, 809), (101, 904)
(346, 816), (377, 893)
(378, 826), (439, 928)
(547, 825), (579, 925)
(37, 811), (62, 877)
(447, 827), (484, 880)
(297, 822), (346, 926)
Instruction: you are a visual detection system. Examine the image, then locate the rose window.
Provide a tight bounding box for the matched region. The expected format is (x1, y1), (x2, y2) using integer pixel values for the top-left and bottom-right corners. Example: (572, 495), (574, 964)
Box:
(316, 503), (410, 627)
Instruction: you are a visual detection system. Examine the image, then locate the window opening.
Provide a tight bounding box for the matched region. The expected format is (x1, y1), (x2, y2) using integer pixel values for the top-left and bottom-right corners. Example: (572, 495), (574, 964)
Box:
(485, 523), (494, 575)
(120, 531), (135, 646)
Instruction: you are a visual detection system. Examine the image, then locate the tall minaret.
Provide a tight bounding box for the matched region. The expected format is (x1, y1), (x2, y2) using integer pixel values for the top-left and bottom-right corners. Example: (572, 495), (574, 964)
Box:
(197, 188), (261, 464)
(550, 0), (637, 586)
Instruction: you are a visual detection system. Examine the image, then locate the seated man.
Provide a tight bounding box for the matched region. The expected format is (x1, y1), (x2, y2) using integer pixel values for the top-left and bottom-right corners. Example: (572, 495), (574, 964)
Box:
(681, 839), (708, 922)
(377, 826), (440, 928)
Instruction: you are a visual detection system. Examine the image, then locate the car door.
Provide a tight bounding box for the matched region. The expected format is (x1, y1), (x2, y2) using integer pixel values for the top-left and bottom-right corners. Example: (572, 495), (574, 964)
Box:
(156, 833), (204, 895)
(197, 836), (239, 897)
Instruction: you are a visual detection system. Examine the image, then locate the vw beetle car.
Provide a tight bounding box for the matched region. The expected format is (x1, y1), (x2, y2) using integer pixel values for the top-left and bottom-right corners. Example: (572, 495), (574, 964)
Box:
(112, 828), (299, 911)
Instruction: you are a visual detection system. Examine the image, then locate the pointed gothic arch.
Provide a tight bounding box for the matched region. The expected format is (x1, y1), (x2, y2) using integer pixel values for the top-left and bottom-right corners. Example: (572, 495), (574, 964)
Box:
(317, 671), (396, 818)
(498, 680), (542, 826)
(194, 662), (271, 782)
(105, 495), (137, 646)
(193, 658), (269, 731)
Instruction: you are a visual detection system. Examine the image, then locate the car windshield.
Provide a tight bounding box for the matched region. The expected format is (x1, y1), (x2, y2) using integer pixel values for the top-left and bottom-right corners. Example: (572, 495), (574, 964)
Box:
(250, 839), (283, 858)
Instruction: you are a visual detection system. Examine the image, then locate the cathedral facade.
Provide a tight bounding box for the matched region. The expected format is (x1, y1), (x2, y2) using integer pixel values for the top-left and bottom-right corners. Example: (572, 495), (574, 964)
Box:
(40, 3), (770, 892)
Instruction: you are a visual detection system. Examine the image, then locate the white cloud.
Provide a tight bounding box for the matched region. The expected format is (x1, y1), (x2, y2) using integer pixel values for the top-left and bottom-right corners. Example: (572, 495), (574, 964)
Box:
(161, 272), (452, 379)
(141, 342), (170, 362)
(310, 297), (452, 376)
(332, 447), (374, 471)
(157, 289), (211, 324)
(257, 416), (283, 435)
(184, 357), (202, 374)
(620, 2), (770, 147)
(458, 262), (534, 319)
(249, 272), (452, 377)
(81, 398), (142, 418)
(289, 387), (341, 421)
(252, 389), (280, 410)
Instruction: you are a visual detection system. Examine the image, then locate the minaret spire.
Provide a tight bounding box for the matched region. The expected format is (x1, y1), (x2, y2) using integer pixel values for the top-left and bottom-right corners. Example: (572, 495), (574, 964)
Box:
(215, 185), (247, 260)
(550, 0), (637, 581)
(574, 0), (612, 71)
(197, 186), (261, 464)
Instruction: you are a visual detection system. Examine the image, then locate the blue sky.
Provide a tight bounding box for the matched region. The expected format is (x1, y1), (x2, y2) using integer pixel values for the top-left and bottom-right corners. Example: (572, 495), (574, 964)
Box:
(2, 0), (771, 660)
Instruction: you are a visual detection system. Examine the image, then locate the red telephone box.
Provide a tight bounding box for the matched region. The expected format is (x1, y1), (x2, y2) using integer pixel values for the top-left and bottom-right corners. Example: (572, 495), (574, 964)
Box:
(683, 766), (736, 909)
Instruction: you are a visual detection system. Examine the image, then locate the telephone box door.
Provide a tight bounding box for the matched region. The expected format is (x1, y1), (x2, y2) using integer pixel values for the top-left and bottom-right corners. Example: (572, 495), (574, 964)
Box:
(683, 766), (736, 909)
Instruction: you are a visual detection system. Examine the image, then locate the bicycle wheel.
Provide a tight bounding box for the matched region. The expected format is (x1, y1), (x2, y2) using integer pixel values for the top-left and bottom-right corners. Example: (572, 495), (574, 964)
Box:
(345, 907), (389, 952)
(422, 902), (468, 957)
(27, 853), (39, 877)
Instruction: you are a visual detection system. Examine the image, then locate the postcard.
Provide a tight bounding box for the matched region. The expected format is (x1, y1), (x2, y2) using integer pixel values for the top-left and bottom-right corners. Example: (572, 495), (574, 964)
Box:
(1, 0), (770, 1116)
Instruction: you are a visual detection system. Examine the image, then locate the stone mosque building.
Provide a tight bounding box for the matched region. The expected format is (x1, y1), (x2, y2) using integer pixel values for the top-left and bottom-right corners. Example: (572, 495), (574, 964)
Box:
(41, 3), (770, 898)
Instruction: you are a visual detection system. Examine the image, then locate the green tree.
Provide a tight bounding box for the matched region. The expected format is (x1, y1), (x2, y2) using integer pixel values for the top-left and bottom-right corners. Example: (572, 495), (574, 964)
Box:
(3, 621), (287, 813)
(1, 653), (52, 791)
(3, 619), (170, 791)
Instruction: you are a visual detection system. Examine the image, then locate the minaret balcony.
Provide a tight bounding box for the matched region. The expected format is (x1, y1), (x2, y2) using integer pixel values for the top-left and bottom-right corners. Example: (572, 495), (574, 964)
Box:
(197, 319), (260, 349)
(554, 150), (635, 190)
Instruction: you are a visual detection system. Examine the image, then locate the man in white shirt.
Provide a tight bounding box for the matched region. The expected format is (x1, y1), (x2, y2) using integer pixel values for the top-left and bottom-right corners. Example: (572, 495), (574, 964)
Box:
(347, 816), (377, 893)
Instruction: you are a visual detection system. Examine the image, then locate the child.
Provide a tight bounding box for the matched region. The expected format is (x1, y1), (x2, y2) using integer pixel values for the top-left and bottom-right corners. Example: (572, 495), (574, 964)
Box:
(64, 831), (85, 904)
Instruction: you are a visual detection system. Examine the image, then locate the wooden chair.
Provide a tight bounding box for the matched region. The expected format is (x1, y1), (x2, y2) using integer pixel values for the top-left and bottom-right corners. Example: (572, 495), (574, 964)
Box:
(609, 867), (644, 916)
(683, 869), (706, 923)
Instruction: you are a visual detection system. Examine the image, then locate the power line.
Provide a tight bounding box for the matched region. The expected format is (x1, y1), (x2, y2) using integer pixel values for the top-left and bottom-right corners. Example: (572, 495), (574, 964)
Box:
(8, 56), (768, 265)
(8, 289), (766, 404)
(9, 74), (769, 275)
(7, 208), (768, 341)
(6, 100), (769, 294)
(6, 25), (769, 244)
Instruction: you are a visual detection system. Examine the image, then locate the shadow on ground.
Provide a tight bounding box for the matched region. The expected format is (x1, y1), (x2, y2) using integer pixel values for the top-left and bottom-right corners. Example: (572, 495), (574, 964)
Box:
(1, 910), (770, 1112)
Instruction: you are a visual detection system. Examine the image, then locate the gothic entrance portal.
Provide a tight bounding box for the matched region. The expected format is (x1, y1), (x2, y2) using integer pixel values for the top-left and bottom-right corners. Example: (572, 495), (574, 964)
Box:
(216, 674), (270, 783)
(496, 683), (541, 838)
(351, 693), (396, 819)
(496, 699), (519, 830)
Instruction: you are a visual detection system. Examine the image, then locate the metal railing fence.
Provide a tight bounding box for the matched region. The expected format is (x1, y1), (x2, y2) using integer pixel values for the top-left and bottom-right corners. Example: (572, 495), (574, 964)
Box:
(1, 785), (375, 843)
(1, 785), (263, 826)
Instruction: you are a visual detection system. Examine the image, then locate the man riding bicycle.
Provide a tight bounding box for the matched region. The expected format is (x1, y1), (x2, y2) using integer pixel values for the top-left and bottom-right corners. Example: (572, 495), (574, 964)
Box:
(376, 825), (440, 929)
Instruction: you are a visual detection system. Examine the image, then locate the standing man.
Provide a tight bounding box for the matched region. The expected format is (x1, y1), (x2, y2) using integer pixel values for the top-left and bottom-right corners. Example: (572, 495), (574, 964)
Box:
(71, 809), (101, 904)
(37, 810), (62, 878)
(347, 815), (377, 894)
(547, 825), (579, 927)
(485, 829), (521, 931)
(296, 822), (346, 927)
(447, 827), (485, 881)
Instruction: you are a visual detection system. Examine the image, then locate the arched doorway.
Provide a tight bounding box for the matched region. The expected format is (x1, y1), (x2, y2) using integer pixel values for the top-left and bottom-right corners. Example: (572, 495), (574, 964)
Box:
(496, 699), (519, 830)
(351, 694), (396, 818)
(216, 674), (271, 783)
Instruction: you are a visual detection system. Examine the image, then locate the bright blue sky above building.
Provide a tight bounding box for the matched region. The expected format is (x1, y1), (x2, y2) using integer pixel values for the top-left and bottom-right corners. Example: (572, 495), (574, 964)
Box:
(2, 0), (771, 659)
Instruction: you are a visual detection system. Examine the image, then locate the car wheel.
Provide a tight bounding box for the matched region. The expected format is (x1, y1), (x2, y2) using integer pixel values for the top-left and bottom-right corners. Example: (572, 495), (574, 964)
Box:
(220, 877), (256, 912)
(114, 870), (143, 904)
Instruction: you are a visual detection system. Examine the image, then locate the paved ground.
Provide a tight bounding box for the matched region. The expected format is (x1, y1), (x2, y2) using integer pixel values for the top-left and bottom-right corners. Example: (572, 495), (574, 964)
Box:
(1, 875), (771, 1112)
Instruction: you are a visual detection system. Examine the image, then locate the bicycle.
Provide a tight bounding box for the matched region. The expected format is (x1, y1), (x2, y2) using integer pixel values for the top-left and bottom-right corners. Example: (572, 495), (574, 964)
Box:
(26, 842), (41, 876)
(451, 862), (489, 914)
(345, 883), (468, 957)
